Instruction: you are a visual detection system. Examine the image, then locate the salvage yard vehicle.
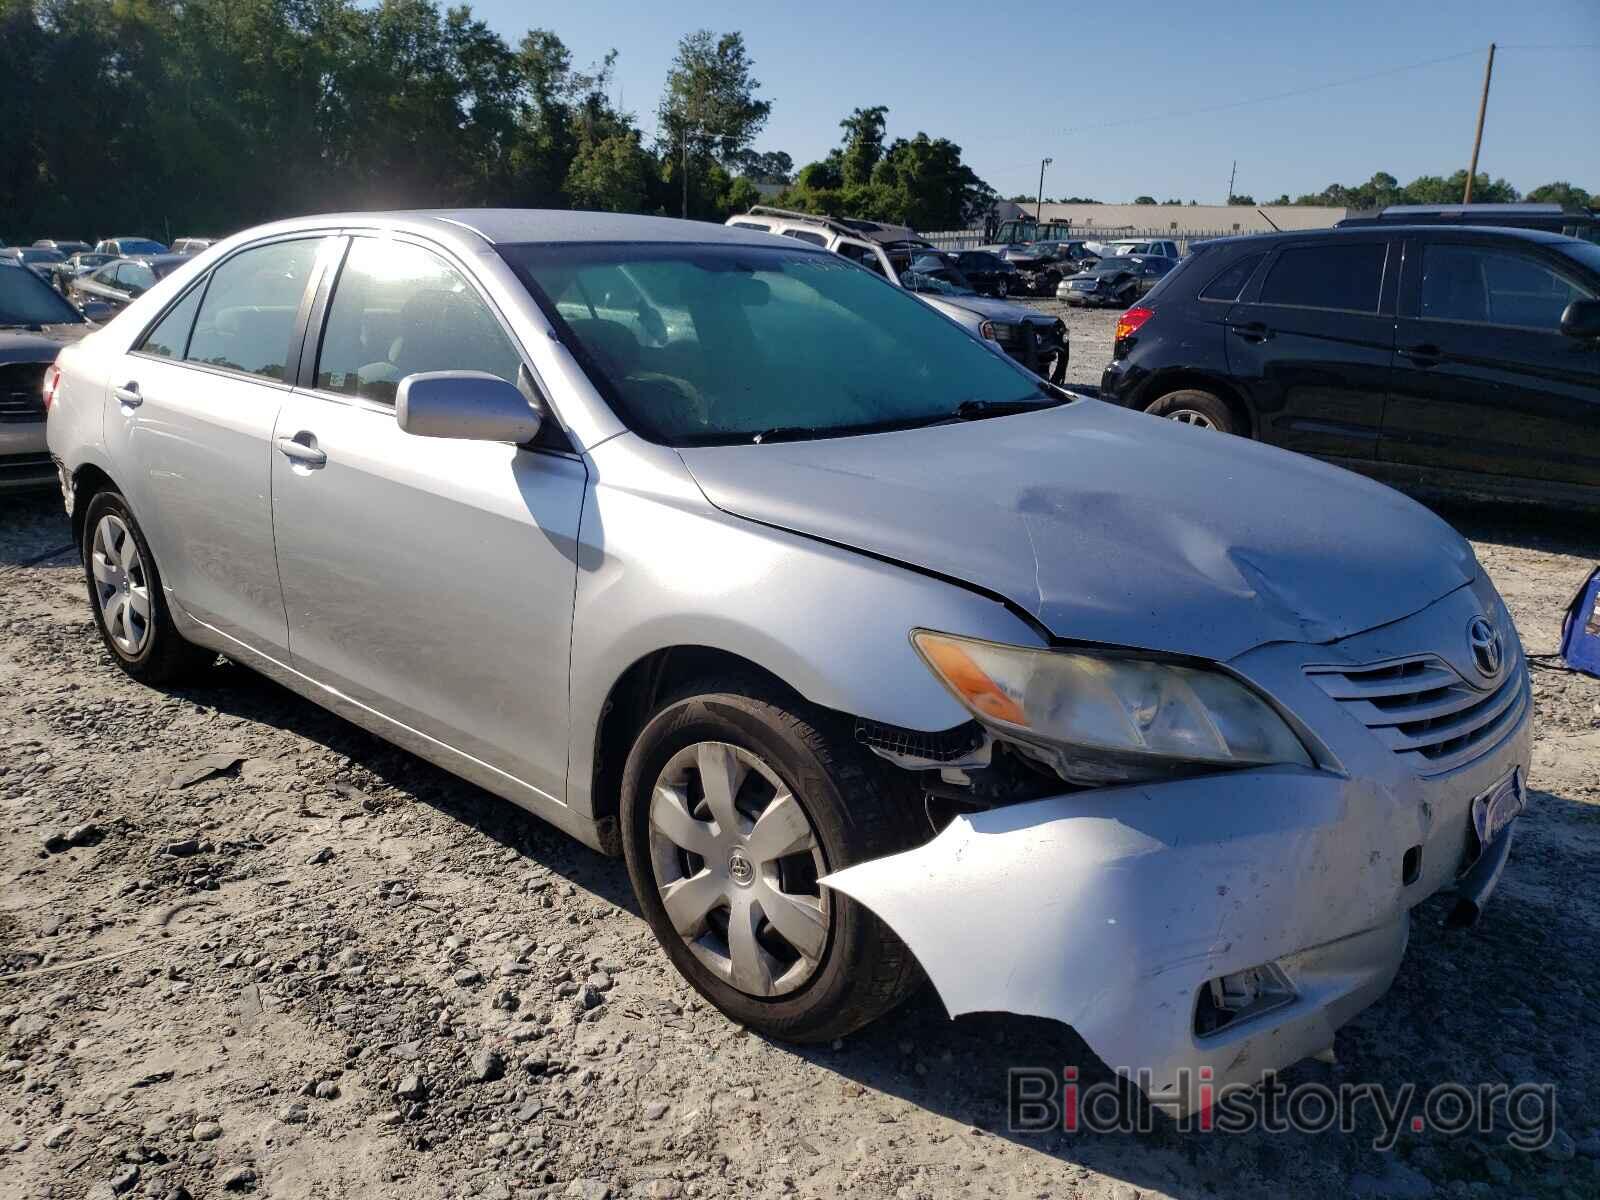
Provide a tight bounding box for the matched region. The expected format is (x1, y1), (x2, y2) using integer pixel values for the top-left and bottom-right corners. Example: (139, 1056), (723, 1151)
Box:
(726, 208), (1067, 381)
(1057, 253), (1174, 307)
(0, 260), (93, 489)
(48, 210), (1531, 1117)
(66, 254), (189, 317)
(913, 249), (1020, 297)
(48, 251), (115, 295)
(92, 236), (168, 256)
(1100, 224), (1600, 509)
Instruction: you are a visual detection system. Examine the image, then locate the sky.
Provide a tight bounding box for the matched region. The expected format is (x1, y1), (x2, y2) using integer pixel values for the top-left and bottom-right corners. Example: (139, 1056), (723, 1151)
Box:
(466, 0), (1600, 205)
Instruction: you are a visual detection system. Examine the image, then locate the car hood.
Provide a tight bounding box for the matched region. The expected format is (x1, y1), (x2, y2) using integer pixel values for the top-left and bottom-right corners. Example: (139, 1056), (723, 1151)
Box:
(0, 324), (91, 364)
(926, 293), (1053, 324)
(676, 399), (1476, 661)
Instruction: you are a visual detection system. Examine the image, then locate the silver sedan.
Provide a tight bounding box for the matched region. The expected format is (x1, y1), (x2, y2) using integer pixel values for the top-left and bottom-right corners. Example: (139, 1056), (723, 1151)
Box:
(46, 210), (1530, 1116)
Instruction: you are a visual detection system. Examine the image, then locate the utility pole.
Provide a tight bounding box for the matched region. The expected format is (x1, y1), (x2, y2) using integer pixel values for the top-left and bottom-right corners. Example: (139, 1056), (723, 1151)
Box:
(1036, 157), (1053, 223)
(1464, 43), (1496, 203)
(1226, 160), (1236, 206)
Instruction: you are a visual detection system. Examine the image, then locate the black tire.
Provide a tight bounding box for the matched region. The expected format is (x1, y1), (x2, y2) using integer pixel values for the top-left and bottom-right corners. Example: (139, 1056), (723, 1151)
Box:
(80, 489), (214, 684)
(1144, 387), (1240, 435)
(620, 678), (923, 1043)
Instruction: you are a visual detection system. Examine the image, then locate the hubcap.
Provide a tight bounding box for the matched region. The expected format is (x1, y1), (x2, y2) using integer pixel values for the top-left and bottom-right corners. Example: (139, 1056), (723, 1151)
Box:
(91, 514), (151, 657)
(648, 741), (829, 998)
(1167, 408), (1217, 429)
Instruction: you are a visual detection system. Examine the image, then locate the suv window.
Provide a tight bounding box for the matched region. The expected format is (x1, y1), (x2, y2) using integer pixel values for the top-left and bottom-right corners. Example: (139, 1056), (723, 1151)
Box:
(728, 221), (770, 232)
(316, 237), (523, 403)
(782, 229), (828, 247)
(1198, 253), (1264, 302)
(1258, 243), (1385, 312)
(1420, 243), (1594, 330)
(185, 238), (324, 381)
(137, 285), (204, 359)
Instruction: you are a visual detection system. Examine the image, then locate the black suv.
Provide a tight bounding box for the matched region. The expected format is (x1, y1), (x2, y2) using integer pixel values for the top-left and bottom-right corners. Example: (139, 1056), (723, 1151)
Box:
(1099, 225), (1600, 509)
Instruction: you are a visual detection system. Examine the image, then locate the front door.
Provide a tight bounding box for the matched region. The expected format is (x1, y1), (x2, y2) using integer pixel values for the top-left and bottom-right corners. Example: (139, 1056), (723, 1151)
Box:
(269, 235), (586, 801)
(1383, 236), (1600, 487)
(1224, 236), (1397, 463)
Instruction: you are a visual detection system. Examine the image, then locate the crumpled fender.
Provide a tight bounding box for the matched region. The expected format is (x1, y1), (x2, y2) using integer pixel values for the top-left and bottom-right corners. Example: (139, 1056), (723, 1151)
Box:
(821, 767), (1413, 1112)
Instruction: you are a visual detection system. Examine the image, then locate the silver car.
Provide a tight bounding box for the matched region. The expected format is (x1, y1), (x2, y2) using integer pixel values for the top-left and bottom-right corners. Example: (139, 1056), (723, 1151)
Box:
(45, 210), (1531, 1116)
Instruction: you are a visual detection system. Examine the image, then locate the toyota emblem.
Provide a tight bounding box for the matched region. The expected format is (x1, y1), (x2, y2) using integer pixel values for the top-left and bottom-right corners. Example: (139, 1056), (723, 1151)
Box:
(1467, 616), (1503, 678)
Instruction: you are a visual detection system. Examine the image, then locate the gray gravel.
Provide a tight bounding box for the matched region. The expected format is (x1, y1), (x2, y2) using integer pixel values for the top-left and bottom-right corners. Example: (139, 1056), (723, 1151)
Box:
(3, 464), (1599, 1198)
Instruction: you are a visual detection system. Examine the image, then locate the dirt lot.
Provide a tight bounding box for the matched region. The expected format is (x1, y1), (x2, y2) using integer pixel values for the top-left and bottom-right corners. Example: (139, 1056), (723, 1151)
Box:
(1029, 300), (1116, 390)
(3, 449), (1600, 1198)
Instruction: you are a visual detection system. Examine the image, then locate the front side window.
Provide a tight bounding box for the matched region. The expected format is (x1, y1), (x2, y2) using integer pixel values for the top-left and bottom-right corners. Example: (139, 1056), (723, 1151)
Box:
(315, 237), (523, 403)
(137, 285), (204, 359)
(1420, 243), (1595, 329)
(1258, 242), (1386, 313)
(185, 238), (324, 381)
(502, 243), (1047, 445)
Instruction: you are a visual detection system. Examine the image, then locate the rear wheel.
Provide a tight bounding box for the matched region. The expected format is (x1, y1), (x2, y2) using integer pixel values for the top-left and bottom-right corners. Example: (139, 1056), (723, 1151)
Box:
(1144, 388), (1239, 434)
(620, 680), (922, 1042)
(81, 490), (214, 684)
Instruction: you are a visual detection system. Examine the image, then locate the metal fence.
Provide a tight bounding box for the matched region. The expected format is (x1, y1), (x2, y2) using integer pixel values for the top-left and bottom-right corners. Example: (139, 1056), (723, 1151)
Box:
(919, 227), (1272, 253)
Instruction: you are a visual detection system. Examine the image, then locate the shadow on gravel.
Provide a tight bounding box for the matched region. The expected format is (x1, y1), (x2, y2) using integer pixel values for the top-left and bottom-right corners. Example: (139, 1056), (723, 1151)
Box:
(0, 488), (75, 568)
(1428, 497), (1600, 562)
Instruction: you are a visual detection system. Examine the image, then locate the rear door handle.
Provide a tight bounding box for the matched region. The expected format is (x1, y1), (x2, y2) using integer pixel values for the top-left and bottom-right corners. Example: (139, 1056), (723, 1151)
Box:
(1402, 343), (1441, 365)
(1229, 322), (1270, 342)
(276, 433), (327, 468)
(113, 382), (142, 408)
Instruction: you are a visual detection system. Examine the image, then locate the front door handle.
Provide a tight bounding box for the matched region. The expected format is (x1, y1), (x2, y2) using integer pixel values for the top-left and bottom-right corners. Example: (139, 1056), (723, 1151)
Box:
(276, 433), (327, 468)
(113, 381), (142, 408)
(1229, 321), (1270, 342)
(1401, 343), (1441, 365)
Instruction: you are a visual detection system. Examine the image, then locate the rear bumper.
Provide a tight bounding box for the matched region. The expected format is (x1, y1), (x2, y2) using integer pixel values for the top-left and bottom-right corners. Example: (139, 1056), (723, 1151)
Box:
(1, 422), (54, 491)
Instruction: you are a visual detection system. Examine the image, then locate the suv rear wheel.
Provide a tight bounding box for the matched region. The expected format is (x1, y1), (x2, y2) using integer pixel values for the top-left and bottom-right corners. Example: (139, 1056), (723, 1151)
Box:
(620, 679), (922, 1042)
(1144, 388), (1239, 434)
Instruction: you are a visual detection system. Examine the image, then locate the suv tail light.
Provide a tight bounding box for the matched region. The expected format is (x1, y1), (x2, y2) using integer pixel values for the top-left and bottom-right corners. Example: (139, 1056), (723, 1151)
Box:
(1115, 306), (1154, 341)
(42, 363), (62, 413)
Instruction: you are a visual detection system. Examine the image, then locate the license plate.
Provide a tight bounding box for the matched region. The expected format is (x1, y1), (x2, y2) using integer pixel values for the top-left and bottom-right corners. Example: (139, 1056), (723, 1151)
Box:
(1472, 769), (1524, 846)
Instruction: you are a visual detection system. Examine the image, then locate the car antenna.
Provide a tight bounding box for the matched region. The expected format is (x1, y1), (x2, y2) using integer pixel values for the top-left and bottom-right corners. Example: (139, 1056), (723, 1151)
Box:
(1256, 208), (1281, 232)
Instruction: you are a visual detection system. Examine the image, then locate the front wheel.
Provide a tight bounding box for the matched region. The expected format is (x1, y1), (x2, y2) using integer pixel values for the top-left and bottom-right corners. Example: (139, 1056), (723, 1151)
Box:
(620, 681), (922, 1043)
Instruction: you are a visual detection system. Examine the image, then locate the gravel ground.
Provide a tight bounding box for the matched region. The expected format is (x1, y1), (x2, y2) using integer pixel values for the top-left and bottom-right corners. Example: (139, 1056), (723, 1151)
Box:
(3, 466), (1599, 1199)
(1025, 300), (1116, 390)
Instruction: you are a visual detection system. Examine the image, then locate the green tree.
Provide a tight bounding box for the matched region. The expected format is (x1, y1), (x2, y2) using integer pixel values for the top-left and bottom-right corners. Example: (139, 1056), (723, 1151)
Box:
(1227, 193), (1255, 205)
(1133, 195), (1157, 205)
(566, 128), (651, 212)
(1524, 181), (1592, 208)
(657, 29), (769, 217)
(838, 105), (888, 187)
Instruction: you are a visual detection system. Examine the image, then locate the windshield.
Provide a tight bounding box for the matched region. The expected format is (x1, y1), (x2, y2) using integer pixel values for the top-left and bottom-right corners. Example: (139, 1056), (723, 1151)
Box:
(502, 243), (1045, 445)
(19, 249), (64, 264)
(118, 239), (167, 254)
(0, 264), (84, 325)
(901, 269), (976, 296)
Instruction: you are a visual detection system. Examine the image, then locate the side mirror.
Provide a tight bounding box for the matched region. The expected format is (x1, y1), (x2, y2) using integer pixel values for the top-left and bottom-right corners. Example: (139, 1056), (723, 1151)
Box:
(395, 371), (544, 443)
(1559, 298), (1600, 341)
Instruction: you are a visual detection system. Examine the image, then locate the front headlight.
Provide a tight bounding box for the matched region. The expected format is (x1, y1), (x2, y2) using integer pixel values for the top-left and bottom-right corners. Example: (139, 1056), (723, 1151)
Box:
(912, 630), (1311, 783)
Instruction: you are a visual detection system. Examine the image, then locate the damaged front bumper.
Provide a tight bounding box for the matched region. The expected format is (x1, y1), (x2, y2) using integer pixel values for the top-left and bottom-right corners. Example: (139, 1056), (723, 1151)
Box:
(823, 583), (1533, 1116)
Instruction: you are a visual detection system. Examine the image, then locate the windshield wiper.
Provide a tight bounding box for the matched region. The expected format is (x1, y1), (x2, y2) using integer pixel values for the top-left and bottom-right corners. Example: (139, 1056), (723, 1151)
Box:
(751, 426), (816, 444)
(951, 397), (1063, 420)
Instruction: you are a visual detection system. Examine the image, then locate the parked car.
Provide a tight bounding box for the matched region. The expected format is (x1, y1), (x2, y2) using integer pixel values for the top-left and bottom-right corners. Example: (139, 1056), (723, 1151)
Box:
(92, 237), (169, 257)
(1337, 202), (1599, 243)
(1099, 224), (1600, 509)
(47, 209), (1530, 1119)
(912, 249), (1020, 297)
(67, 254), (189, 316)
(49, 251), (116, 295)
(170, 237), (216, 255)
(1, 260), (94, 489)
(727, 208), (1067, 380)
(1101, 238), (1182, 259)
(1057, 254), (1174, 306)
(1, 247), (66, 282)
(33, 239), (91, 255)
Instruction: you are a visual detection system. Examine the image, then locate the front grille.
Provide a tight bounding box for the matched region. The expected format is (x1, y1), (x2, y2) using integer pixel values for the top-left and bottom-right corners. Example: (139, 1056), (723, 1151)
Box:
(0, 362), (49, 424)
(1307, 651), (1528, 776)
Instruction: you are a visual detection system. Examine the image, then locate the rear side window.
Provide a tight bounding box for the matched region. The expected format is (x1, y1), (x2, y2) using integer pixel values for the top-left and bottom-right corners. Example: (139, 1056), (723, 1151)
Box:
(1258, 243), (1386, 313)
(137, 285), (204, 360)
(185, 238), (324, 381)
(315, 237), (523, 404)
(728, 221), (770, 232)
(782, 229), (828, 247)
(1199, 253), (1264, 302)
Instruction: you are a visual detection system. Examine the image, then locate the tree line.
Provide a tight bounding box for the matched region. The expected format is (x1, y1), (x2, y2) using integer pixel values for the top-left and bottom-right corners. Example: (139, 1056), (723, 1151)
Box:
(0, 0), (996, 241)
(1011, 175), (1593, 210)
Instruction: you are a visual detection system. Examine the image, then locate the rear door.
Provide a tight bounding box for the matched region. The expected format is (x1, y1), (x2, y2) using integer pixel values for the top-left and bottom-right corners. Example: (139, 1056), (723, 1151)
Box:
(1383, 234), (1600, 487)
(106, 234), (333, 656)
(1223, 235), (1397, 463)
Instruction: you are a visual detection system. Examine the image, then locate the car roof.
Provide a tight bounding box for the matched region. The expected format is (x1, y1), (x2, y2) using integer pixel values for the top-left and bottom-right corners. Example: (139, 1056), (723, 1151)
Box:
(389, 208), (796, 247)
(1195, 224), (1580, 251)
